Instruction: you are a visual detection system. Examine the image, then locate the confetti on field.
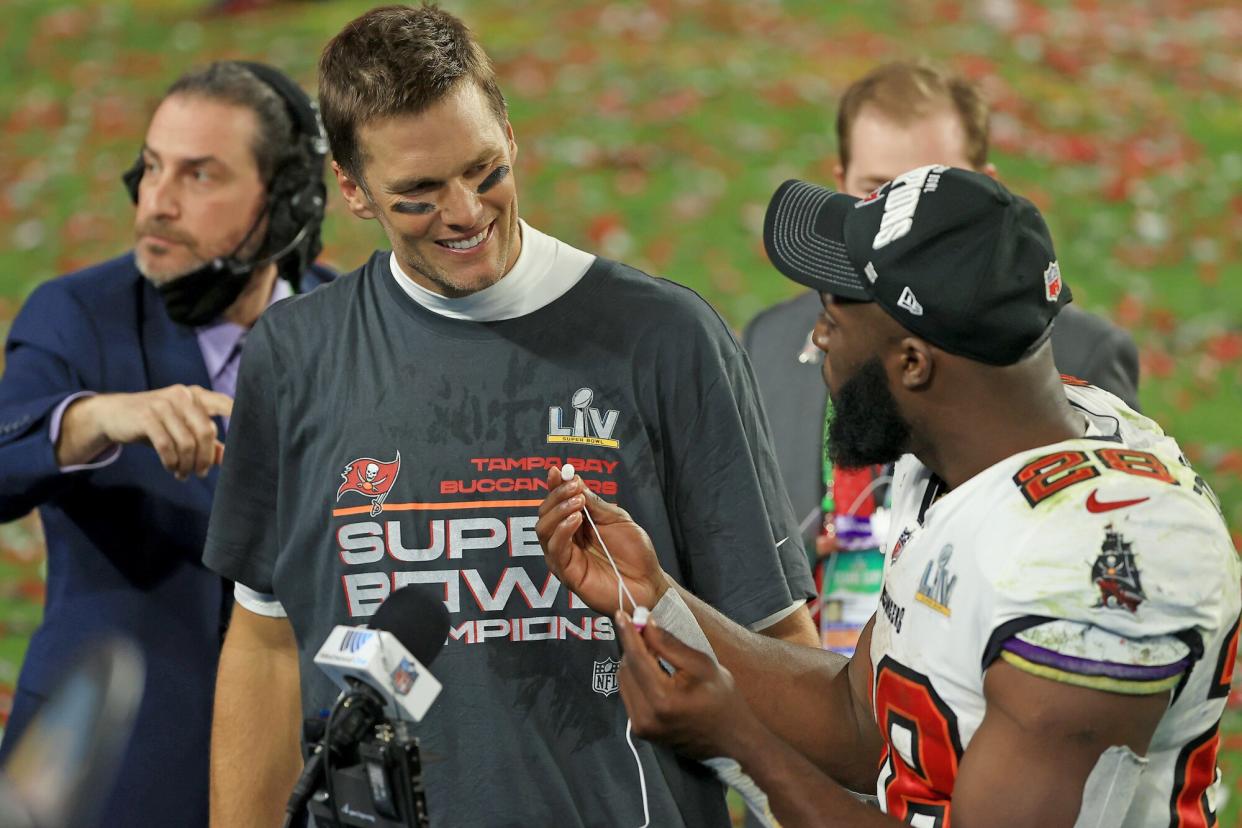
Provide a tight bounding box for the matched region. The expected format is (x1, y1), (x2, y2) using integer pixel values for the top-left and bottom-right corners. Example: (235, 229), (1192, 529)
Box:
(1, 1), (1239, 822)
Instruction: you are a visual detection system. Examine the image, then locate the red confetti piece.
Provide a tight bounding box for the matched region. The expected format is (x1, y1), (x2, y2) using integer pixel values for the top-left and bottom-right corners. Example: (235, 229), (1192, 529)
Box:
(1207, 333), (1242, 364)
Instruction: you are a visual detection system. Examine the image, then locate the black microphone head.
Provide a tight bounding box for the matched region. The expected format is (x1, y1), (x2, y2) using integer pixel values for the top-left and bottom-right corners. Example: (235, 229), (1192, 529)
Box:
(368, 586), (450, 667)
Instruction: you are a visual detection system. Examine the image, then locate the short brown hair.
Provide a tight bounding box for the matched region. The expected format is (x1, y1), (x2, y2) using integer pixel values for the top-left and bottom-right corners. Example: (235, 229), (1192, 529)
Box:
(835, 61), (989, 172)
(318, 4), (508, 182)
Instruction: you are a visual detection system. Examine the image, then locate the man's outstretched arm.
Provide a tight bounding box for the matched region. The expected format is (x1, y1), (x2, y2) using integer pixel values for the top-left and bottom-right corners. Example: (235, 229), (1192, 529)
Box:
(616, 611), (894, 826)
(616, 612), (1170, 828)
(661, 585), (881, 790)
(210, 606), (303, 828)
(948, 660), (1168, 826)
(536, 469), (882, 789)
(755, 603), (820, 647)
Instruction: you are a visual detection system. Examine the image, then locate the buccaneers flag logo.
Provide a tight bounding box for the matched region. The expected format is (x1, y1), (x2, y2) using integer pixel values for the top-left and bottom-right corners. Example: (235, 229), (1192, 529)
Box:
(337, 452), (401, 516)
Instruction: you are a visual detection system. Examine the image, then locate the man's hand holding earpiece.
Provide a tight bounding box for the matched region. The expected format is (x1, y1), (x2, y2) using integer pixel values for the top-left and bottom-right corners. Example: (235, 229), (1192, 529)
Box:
(614, 611), (764, 761)
(536, 467), (669, 617)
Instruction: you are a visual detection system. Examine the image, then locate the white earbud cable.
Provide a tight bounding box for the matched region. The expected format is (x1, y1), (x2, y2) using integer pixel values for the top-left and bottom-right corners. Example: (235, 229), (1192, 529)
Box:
(574, 475), (650, 828)
(581, 504), (640, 615)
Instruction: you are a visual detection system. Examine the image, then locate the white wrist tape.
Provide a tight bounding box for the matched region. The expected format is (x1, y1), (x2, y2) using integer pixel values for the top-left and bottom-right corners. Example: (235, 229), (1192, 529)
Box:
(651, 588), (718, 662)
(1074, 745), (1147, 828)
(649, 589), (777, 828)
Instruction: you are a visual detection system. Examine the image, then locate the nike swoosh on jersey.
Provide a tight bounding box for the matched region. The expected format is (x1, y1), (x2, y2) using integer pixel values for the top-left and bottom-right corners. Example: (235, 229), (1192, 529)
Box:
(1086, 490), (1150, 513)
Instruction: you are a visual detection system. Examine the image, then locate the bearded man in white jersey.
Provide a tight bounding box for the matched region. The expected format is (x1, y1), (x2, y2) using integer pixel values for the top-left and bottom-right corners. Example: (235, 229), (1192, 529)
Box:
(537, 166), (1240, 827)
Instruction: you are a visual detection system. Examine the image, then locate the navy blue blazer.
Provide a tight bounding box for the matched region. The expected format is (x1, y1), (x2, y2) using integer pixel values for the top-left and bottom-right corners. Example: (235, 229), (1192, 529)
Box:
(0, 253), (333, 827)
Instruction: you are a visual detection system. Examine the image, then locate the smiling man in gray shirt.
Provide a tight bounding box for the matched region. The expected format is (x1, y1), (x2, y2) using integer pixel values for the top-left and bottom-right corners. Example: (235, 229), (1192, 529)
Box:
(204, 7), (816, 827)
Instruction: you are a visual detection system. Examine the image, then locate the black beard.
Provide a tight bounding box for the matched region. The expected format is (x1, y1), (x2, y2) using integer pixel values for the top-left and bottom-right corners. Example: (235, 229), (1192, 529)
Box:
(826, 356), (911, 469)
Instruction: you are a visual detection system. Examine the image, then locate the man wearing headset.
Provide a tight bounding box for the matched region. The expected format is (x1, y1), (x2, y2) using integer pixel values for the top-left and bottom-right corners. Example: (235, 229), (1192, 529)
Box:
(0, 61), (331, 827)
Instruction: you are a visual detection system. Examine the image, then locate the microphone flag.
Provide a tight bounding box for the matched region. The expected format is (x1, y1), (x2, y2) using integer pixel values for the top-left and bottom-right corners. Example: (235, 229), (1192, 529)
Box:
(313, 625), (443, 723)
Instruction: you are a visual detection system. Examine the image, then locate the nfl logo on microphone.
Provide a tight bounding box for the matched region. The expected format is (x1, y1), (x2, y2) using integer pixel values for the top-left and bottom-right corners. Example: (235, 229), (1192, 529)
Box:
(592, 658), (620, 697)
(390, 658), (419, 696)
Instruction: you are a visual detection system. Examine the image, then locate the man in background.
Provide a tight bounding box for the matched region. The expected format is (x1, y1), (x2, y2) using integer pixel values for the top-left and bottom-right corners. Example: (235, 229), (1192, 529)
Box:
(0, 61), (330, 827)
(742, 61), (1140, 652)
(747, 61), (1139, 522)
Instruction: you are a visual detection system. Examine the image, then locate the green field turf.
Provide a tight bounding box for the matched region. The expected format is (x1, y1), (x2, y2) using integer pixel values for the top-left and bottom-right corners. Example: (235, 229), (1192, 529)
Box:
(1, 0), (1239, 823)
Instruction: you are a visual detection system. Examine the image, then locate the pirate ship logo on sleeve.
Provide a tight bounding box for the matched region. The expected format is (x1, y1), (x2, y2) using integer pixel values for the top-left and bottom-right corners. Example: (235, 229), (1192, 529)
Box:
(1091, 524), (1145, 613)
(337, 452), (401, 517)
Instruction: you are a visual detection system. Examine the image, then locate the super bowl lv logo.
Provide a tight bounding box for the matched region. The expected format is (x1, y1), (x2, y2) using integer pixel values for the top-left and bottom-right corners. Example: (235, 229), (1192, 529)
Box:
(338, 452), (401, 517)
(547, 387), (621, 449)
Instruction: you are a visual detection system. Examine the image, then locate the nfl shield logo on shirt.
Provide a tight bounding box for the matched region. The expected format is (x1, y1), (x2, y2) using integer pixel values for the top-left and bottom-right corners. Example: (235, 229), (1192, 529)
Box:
(890, 527), (914, 564)
(592, 658), (621, 697)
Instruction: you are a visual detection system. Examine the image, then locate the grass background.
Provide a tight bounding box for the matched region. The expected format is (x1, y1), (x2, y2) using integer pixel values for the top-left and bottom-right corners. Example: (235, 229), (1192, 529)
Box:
(1, 0), (1239, 822)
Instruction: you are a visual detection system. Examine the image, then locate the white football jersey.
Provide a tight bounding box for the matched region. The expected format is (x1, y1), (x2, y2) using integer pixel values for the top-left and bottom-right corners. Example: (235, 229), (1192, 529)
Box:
(870, 381), (1240, 827)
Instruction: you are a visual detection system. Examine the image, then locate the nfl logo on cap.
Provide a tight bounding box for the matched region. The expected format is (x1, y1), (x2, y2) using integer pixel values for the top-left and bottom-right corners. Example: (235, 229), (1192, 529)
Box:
(1044, 261), (1063, 303)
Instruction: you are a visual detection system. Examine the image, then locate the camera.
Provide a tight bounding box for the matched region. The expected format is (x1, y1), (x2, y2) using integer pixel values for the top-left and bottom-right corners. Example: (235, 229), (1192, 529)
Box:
(306, 717), (430, 828)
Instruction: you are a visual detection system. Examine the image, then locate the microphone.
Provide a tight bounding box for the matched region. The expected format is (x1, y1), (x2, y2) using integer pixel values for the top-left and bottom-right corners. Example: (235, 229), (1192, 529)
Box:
(314, 586), (449, 722)
(209, 218), (318, 278)
(283, 587), (449, 828)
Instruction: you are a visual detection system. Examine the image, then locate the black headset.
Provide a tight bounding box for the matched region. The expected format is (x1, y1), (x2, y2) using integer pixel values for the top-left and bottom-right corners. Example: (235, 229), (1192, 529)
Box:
(122, 61), (328, 290)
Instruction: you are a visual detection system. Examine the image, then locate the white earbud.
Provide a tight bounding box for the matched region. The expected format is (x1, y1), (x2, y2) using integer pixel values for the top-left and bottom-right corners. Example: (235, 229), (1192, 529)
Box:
(561, 463), (576, 481)
(632, 606), (650, 630)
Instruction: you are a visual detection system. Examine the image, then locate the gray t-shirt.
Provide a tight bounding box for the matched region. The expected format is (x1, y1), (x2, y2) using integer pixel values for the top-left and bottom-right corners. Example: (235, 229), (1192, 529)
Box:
(206, 250), (812, 828)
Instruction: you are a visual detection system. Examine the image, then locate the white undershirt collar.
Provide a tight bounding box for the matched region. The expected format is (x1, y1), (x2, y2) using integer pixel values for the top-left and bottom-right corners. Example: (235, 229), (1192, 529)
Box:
(389, 220), (595, 321)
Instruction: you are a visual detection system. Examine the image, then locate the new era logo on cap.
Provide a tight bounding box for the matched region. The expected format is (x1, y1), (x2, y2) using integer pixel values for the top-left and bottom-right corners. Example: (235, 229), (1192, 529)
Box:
(762, 166), (1072, 365)
(896, 286), (924, 316)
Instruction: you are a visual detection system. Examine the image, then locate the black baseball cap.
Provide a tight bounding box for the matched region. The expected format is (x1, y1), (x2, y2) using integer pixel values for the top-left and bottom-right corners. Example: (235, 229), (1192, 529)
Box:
(763, 165), (1072, 365)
